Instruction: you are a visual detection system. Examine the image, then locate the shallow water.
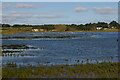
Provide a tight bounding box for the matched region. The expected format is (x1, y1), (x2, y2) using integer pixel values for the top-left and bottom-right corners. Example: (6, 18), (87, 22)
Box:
(2, 32), (119, 66)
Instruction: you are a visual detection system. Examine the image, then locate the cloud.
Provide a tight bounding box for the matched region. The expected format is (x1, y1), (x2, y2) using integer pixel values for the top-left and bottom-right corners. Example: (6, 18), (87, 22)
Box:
(2, 3), (38, 10)
(2, 13), (30, 23)
(74, 7), (87, 12)
(16, 4), (37, 9)
(93, 7), (117, 15)
(0, 14), (3, 17)
(2, 4), (12, 10)
(33, 15), (63, 18)
(1, 12), (64, 24)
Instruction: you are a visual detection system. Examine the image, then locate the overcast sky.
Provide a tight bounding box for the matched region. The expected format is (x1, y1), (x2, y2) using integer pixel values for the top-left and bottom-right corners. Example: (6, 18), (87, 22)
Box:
(1, 2), (118, 25)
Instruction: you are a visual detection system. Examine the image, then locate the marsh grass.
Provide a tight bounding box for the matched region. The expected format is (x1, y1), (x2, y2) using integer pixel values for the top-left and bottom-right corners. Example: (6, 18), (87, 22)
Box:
(2, 50), (23, 53)
(6, 62), (17, 68)
(2, 45), (46, 49)
(64, 59), (69, 61)
(1, 45), (46, 57)
(2, 35), (76, 39)
(2, 62), (119, 78)
(1, 53), (35, 57)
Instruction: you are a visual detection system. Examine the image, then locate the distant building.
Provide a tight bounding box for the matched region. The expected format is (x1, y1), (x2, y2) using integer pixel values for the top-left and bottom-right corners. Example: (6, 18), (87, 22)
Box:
(32, 29), (45, 32)
(39, 29), (44, 31)
(51, 29), (57, 31)
(103, 28), (108, 30)
(96, 27), (102, 30)
(32, 29), (38, 31)
(109, 26), (117, 29)
(111, 26), (116, 29)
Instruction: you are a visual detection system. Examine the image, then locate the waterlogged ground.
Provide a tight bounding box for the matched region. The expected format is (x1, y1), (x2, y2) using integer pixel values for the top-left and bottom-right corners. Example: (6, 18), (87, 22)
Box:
(1, 32), (119, 67)
(2, 62), (119, 78)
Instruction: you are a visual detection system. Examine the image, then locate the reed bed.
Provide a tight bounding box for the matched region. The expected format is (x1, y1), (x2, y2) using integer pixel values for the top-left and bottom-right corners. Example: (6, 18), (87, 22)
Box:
(2, 62), (119, 78)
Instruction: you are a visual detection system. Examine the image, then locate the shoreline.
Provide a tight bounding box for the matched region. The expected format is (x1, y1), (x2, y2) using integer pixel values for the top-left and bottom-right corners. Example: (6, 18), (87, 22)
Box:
(2, 28), (119, 35)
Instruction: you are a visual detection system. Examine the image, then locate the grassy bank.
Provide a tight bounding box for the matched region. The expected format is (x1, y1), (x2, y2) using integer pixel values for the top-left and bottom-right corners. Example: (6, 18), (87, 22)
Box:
(1, 27), (32, 35)
(1, 27), (119, 35)
(2, 62), (119, 78)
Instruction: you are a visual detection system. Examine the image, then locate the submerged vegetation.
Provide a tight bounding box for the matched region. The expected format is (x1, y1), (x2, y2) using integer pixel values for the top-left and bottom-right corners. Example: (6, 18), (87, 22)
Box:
(2, 50), (23, 53)
(1, 53), (36, 57)
(2, 62), (119, 78)
(1, 45), (46, 57)
(2, 55), (119, 78)
(2, 45), (46, 49)
(2, 35), (76, 39)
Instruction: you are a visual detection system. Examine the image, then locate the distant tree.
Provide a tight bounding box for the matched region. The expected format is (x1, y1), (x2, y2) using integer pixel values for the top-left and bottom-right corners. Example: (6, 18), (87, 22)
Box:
(66, 24), (77, 31)
(54, 25), (67, 31)
(42, 26), (55, 31)
(2, 21), (119, 31)
(2, 24), (11, 27)
(12, 24), (21, 27)
(97, 22), (108, 28)
(109, 21), (119, 28)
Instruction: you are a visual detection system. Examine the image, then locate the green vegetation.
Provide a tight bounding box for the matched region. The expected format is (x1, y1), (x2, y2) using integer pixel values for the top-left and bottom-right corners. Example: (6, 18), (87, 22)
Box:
(2, 50), (23, 53)
(1, 27), (32, 35)
(2, 45), (46, 49)
(1, 45), (46, 56)
(109, 21), (119, 28)
(2, 62), (119, 78)
(1, 21), (120, 35)
(64, 59), (69, 61)
(6, 62), (17, 68)
(1, 53), (35, 57)
(2, 35), (76, 39)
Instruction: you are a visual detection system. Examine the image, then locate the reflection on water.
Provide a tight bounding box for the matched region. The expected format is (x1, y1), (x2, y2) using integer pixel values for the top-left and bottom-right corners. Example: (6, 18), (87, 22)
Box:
(2, 32), (119, 66)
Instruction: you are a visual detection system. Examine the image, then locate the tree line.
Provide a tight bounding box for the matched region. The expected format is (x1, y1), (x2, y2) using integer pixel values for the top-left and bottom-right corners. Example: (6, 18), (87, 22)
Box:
(1, 21), (120, 31)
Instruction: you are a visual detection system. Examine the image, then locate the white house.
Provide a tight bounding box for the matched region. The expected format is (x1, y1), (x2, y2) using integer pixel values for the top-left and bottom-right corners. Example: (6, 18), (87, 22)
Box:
(32, 29), (45, 32)
(51, 29), (57, 31)
(103, 28), (108, 30)
(96, 27), (102, 30)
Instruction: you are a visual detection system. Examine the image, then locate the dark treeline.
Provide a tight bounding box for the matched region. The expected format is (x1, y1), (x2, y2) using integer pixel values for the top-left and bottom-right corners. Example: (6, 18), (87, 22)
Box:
(1, 21), (120, 31)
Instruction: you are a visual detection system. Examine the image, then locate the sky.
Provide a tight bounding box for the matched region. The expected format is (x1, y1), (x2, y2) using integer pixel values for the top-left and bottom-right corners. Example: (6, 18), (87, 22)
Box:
(2, 0), (120, 2)
(1, 2), (118, 25)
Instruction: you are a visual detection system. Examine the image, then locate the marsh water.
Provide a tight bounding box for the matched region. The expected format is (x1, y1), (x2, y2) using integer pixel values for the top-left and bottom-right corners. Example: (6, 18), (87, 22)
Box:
(2, 32), (119, 66)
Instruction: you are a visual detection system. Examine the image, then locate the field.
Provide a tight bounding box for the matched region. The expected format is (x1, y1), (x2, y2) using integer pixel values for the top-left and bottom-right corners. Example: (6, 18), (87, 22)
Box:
(1, 27), (118, 35)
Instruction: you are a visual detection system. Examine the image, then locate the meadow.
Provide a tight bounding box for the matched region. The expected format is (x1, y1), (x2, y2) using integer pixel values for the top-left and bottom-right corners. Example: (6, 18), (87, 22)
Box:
(1, 27), (118, 35)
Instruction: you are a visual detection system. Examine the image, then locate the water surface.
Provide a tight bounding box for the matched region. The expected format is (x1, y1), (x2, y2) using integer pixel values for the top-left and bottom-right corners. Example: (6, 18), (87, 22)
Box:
(2, 32), (118, 66)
